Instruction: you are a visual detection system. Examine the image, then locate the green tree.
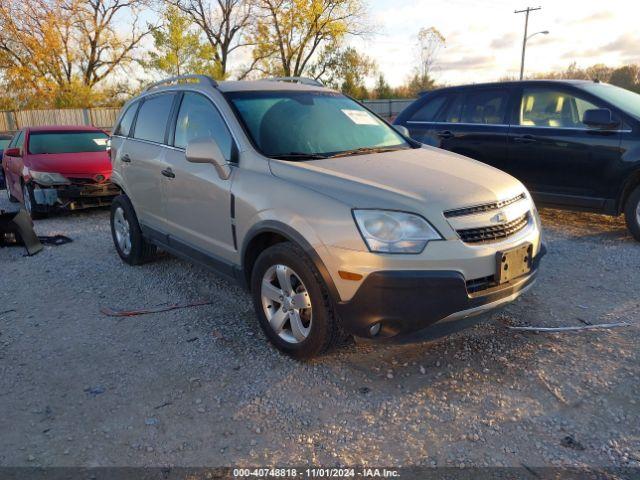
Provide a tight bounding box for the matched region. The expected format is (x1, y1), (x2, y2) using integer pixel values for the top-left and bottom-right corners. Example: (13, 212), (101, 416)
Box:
(167, 0), (253, 79)
(405, 72), (436, 97)
(250, 0), (368, 78)
(142, 6), (221, 78)
(311, 46), (375, 99)
(373, 74), (392, 99)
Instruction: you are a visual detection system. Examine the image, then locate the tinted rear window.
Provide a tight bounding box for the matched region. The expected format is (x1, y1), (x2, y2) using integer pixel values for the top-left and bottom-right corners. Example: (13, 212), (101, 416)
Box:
(133, 94), (175, 143)
(441, 94), (465, 123)
(28, 131), (109, 154)
(460, 89), (509, 125)
(409, 95), (448, 122)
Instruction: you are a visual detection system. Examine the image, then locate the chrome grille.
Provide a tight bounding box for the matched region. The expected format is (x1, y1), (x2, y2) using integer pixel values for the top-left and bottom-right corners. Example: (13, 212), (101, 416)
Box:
(444, 193), (526, 218)
(457, 212), (530, 244)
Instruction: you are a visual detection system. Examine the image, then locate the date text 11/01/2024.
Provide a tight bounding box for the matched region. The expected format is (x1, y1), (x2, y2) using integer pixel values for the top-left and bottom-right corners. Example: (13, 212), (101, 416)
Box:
(232, 468), (400, 477)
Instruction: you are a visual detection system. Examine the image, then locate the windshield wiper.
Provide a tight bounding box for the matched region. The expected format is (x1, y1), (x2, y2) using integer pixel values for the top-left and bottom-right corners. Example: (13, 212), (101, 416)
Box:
(269, 152), (329, 161)
(328, 147), (407, 158)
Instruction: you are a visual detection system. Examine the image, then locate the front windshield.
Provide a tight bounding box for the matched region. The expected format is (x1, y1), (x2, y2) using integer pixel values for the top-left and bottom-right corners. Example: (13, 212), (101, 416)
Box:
(0, 138), (10, 150)
(226, 90), (410, 158)
(29, 131), (109, 154)
(581, 83), (640, 119)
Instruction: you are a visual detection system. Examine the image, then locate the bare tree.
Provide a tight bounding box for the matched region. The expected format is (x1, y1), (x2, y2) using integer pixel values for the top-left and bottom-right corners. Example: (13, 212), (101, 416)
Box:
(416, 26), (445, 80)
(166, 0), (252, 79)
(67, 0), (156, 87)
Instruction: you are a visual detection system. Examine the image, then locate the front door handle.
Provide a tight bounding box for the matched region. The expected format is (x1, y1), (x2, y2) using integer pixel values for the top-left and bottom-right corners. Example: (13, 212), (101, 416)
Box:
(161, 168), (175, 179)
(513, 134), (536, 144)
(120, 154), (131, 163)
(436, 130), (454, 139)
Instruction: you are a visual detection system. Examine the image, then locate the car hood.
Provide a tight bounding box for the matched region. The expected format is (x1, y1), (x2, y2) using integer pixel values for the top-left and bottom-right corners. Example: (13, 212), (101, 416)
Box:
(26, 151), (111, 177)
(269, 146), (526, 220)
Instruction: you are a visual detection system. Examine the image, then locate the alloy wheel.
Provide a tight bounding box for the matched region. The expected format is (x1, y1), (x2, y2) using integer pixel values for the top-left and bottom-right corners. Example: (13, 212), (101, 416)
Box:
(113, 206), (132, 255)
(261, 264), (312, 344)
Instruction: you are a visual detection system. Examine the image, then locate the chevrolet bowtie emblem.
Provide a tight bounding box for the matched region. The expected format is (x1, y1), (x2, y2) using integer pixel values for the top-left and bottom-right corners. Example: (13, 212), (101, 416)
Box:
(491, 212), (508, 223)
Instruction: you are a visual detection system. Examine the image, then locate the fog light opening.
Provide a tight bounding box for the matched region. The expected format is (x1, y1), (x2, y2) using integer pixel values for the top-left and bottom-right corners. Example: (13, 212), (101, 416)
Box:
(369, 323), (381, 337)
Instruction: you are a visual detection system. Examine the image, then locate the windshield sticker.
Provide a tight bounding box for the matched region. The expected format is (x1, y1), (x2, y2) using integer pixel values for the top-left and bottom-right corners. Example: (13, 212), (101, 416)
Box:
(92, 138), (108, 146)
(341, 109), (379, 126)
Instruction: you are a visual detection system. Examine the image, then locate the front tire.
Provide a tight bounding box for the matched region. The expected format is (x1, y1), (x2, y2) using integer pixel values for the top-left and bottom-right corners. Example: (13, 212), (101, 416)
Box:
(22, 181), (47, 218)
(250, 241), (341, 359)
(110, 194), (157, 265)
(624, 185), (640, 242)
(5, 174), (17, 202)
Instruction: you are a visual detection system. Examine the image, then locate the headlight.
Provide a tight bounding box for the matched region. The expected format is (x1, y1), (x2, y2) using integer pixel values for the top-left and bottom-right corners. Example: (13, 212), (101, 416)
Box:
(526, 191), (541, 229)
(353, 209), (442, 254)
(30, 171), (70, 185)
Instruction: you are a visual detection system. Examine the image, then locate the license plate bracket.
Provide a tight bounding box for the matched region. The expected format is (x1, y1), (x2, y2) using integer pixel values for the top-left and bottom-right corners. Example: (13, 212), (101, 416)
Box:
(495, 243), (533, 285)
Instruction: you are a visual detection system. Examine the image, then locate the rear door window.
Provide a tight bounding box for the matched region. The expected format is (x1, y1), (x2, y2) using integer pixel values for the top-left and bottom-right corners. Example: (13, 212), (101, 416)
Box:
(439, 94), (465, 123)
(114, 101), (139, 137)
(460, 89), (509, 125)
(409, 95), (448, 122)
(133, 94), (176, 144)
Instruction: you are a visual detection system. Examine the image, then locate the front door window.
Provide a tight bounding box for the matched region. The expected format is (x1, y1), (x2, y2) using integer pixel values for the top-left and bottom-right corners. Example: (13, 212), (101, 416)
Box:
(519, 89), (599, 128)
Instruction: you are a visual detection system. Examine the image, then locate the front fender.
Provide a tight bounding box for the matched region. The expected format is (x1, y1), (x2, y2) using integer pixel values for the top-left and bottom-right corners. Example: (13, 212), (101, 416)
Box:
(239, 216), (341, 303)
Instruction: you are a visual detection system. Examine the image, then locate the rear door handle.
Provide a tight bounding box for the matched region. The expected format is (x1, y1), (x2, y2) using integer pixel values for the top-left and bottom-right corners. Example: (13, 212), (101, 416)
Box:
(120, 154), (131, 163)
(513, 134), (536, 144)
(436, 130), (454, 139)
(161, 168), (175, 179)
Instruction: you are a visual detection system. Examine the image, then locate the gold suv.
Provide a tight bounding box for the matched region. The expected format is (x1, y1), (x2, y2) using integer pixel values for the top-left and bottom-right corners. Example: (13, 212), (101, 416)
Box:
(109, 75), (545, 358)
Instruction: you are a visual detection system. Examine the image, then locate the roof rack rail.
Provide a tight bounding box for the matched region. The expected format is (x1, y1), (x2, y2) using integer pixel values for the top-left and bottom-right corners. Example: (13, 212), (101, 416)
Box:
(145, 74), (218, 92)
(267, 76), (324, 87)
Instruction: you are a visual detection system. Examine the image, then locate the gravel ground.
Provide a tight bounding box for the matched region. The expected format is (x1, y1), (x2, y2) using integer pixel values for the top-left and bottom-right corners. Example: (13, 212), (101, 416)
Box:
(0, 196), (638, 469)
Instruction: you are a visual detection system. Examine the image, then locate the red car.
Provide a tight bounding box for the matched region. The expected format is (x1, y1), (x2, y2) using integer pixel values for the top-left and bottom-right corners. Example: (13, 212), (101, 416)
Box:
(2, 126), (120, 215)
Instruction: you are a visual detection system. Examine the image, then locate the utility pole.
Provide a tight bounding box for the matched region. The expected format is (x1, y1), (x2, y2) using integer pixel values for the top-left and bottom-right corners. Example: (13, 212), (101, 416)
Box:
(515, 6), (541, 80)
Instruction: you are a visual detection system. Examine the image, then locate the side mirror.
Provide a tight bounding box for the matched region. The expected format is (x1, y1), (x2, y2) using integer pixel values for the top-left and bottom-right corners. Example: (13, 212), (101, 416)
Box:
(582, 108), (617, 129)
(185, 137), (231, 180)
(393, 125), (410, 137)
(5, 147), (21, 157)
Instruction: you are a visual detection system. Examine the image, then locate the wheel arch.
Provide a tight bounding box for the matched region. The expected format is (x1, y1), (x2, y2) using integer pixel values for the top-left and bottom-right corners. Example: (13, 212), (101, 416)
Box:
(617, 169), (640, 214)
(240, 221), (340, 302)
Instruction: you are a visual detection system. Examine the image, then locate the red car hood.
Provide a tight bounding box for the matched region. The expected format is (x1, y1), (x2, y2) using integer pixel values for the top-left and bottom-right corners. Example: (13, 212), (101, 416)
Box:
(27, 151), (111, 178)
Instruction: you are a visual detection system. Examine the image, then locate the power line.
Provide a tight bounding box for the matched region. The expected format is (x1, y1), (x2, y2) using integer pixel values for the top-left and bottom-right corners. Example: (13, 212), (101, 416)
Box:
(515, 6), (542, 80)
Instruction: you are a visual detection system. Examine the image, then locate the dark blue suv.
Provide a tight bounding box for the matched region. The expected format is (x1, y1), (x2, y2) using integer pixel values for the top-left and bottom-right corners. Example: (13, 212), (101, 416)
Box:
(394, 80), (640, 241)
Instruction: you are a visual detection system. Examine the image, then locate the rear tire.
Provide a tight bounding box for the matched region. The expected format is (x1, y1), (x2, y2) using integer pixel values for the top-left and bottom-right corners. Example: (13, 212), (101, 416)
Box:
(624, 185), (640, 242)
(250, 241), (341, 359)
(110, 194), (157, 265)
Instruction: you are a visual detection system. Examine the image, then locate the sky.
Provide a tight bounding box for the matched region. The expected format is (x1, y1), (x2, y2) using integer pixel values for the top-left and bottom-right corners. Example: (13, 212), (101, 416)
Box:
(352, 0), (640, 87)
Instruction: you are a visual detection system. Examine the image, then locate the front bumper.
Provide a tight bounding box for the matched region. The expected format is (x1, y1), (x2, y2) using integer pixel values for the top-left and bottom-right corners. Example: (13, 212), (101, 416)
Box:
(32, 182), (120, 211)
(336, 244), (546, 342)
